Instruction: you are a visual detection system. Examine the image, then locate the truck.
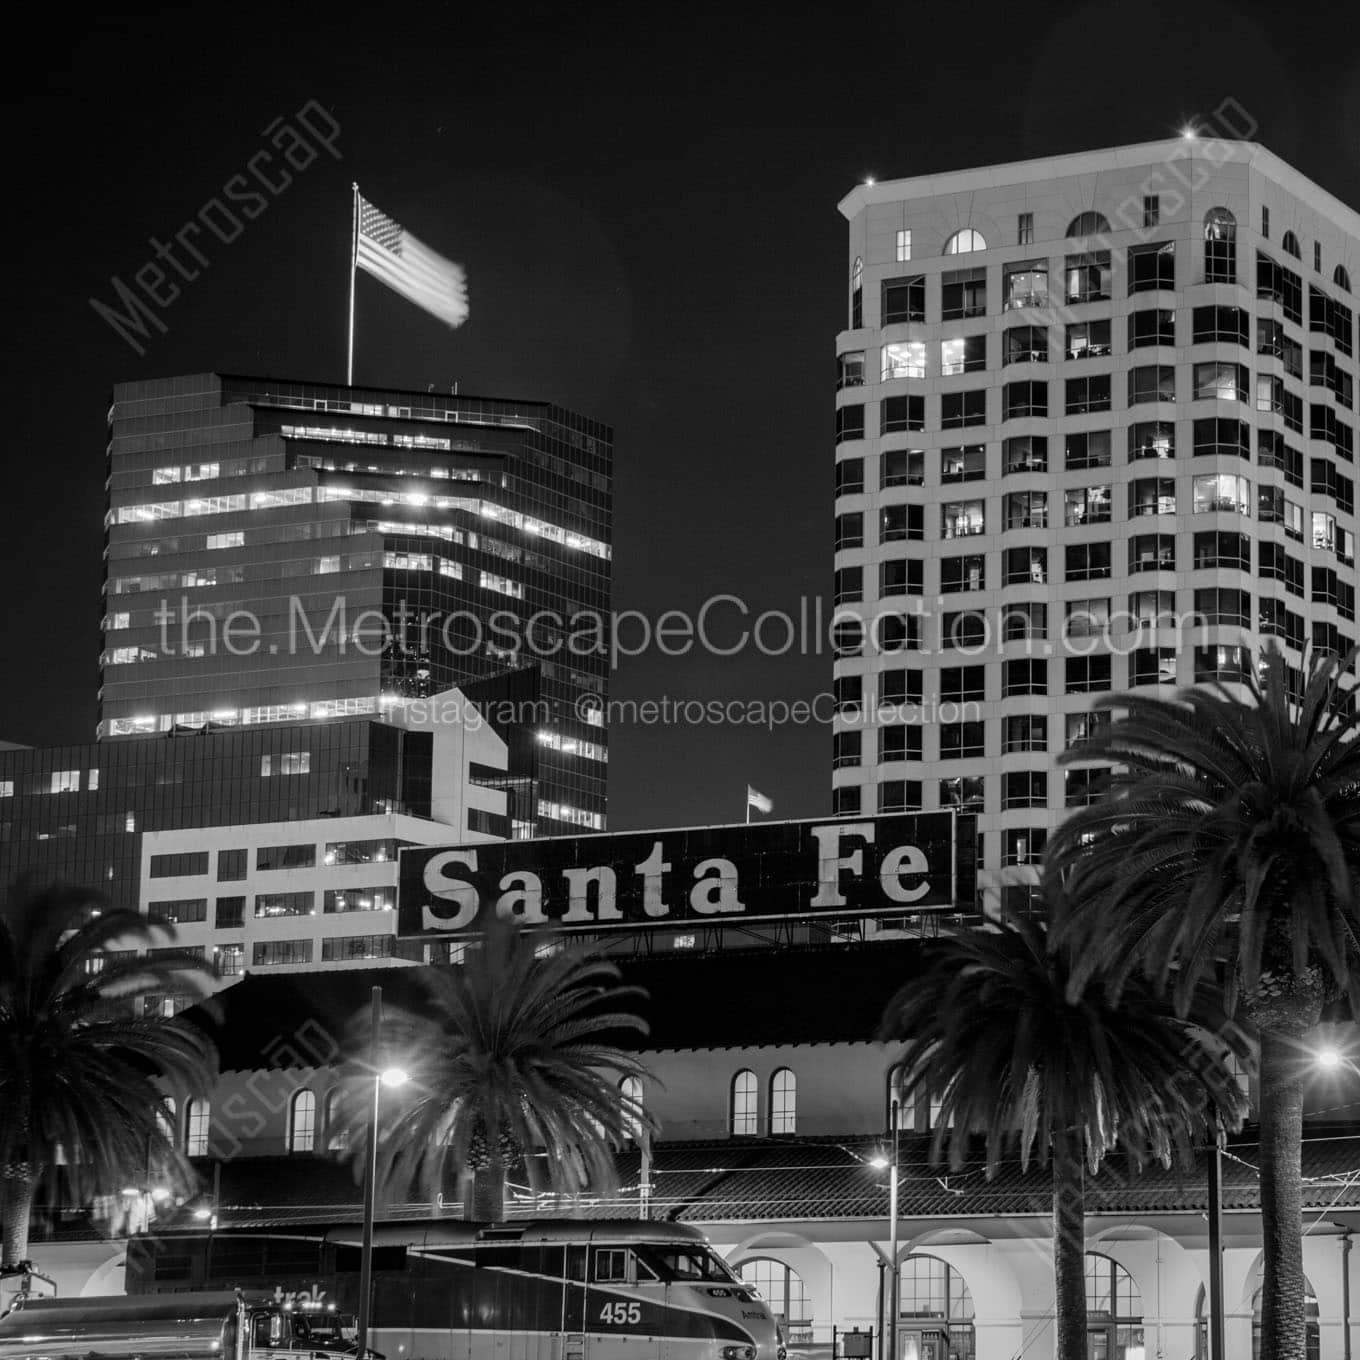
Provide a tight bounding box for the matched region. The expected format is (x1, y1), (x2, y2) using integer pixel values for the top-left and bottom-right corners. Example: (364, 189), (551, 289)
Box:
(0, 1288), (365, 1360)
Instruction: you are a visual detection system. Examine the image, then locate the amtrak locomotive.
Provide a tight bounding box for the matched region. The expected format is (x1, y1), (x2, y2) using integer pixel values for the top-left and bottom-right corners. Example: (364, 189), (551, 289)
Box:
(126, 1219), (785, 1360)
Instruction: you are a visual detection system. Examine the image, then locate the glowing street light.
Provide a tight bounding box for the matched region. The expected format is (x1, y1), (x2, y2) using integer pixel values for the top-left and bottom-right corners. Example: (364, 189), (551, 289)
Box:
(380, 1067), (409, 1089)
(1315, 1047), (1343, 1071)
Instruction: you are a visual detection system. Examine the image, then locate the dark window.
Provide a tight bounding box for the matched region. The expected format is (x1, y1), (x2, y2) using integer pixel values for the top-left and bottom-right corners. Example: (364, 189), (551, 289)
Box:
(1065, 375), (1111, 414)
(1002, 828), (1046, 867)
(940, 666), (986, 703)
(1130, 477), (1176, 517)
(1258, 431), (1303, 486)
(879, 780), (922, 813)
(879, 558), (924, 597)
(834, 567), (862, 606)
(1065, 766), (1112, 808)
(1257, 251), (1303, 324)
(1004, 325), (1048, 365)
(151, 851), (209, 878)
(832, 786), (862, 817)
(257, 843), (316, 871)
(1259, 543), (1304, 597)
(881, 449), (924, 488)
(1129, 534), (1176, 572)
(1191, 305), (1248, 346)
(1258, 318), (1303, 376)
(1065, 250), (1112, 303)
(1194, 587), (1251, 628)
(1259, 598), (1305, 648)
(878, 613), (923, 652)
(1143, 196), (1160, 228)
(833, 675), (862, 715)
(1130, 647), (1179, 687)
(1003, 771), (1047, 810)
(835, 458), (864, 496)
(882, 276), (926, 325)
(1003, 381), (1047, 419)
(941, 390), (987, 428)
(879, 726), (922, 762)
(832, 731), (862, 770)
(881, 504), (924, 542)
(1004, 490), (1048, 530)
(941, 610), (987, 649)
(214, 896), (245, 929)
(940, 554), (986, 593)
(881, 395), (925, 434)
(1128, 365), (1176, 405)
(217, 848), (248, 881)
(940, 444), (986, 483)
(1003, 659), (1047, 696)
(1017, 212), (1034, 245)
(1065, 542), (1112, 581)
(837, 351), (865, 390)
(1193, 645), (1252, 683)
(1129, 242), (1175, 292)
(1003, 546), (1047, 585)
(834, 512), (863, 550)
(941, 267), (986, 320)
(879, 669), (923, 707)
(1193, 418), (1251, 459)
(1128, 309), (1175, 348)
(148, 897), (207, 925)
(1002, 714), (1047, 753)
(939, 722), (985, 759)
(1066, 655), (1112, 694)
(835, 405), (865, 444)
(939, 776), (985, 813)
(1193, 531), (1251, 571)
(1066, 430), (1112, 469)
(832, 619), (863, 656)
(1004, 435), (1047, 474)
(1001, 602), (1047, 641)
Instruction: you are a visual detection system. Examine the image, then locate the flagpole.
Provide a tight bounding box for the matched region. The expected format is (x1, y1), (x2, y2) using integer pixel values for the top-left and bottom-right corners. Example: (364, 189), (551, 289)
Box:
(346, 182), (359, 386)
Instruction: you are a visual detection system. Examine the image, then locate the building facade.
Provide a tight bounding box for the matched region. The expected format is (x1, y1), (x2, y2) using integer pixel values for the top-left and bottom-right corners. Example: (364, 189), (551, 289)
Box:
(102, 373), (613, 837)
(831, 139), (1358, 911)
(24, 944), (1360, 1360)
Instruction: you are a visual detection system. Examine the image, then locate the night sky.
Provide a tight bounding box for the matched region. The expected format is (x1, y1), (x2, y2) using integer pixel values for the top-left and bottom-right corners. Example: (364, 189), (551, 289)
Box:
(3, 0), (1357, 830)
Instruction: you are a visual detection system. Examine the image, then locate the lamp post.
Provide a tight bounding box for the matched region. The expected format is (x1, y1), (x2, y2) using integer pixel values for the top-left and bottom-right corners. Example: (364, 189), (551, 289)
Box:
(869, 1100), (900, 1360)
(356, 985), (409, 1360)
(1207, 1121), (1225, 1360)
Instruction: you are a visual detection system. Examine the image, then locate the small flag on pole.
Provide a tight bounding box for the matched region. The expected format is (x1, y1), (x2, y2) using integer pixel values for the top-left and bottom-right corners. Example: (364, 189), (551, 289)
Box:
(746, 786), (773, 816)
(355, 192), (469, 330)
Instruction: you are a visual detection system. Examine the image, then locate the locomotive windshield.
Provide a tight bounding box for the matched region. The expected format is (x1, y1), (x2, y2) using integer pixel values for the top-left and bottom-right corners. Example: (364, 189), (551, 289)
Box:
(645, 1247), (740, 1282)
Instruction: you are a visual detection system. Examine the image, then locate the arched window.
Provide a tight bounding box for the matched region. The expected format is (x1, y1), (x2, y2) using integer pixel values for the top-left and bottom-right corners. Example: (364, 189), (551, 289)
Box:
(156, 1097), (176, 1146)
(886, 1063), (904, 1130)
(737, 1259), (812, 1340)
(944, 229), (987, 255)
(1085, 1253), (1143, 1357)
(1335, 265), (1352, 293)
(1204, 208), (1237, 283)
(850, 257), (863, 329)
(1066, 211), (1110, 237)
(730, 1069), (758, 1136)
(184, 1097), (210, 1157)
(1282, 230), (1301, 259)
(899, 1255), (975, 1356)
(324, 1088), (348, 1152)
(288, 1089), (317, 1153)
(619, 1075), (644, 1141)
(769, 1068), (796, 1134)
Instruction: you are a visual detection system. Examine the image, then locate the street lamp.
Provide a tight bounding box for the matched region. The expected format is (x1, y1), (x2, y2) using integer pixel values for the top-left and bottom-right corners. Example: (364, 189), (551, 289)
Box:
(357, 986), (409, 1360)
(869, 1100), (900, 1360)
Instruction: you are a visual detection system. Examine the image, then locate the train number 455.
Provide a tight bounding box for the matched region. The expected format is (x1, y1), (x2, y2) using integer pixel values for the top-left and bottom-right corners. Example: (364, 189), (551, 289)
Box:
(599, 1302), (642, 1325)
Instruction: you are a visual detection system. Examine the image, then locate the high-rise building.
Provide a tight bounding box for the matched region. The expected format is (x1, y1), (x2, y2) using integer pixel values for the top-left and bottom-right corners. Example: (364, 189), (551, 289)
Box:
(102, 373), (613, 837)
(833, 139), (1357, 913)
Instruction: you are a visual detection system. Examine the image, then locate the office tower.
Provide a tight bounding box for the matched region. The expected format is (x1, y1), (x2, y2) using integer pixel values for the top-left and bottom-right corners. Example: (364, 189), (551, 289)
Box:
(101, 373), (612, 837)
(832, 139), (1357, 912)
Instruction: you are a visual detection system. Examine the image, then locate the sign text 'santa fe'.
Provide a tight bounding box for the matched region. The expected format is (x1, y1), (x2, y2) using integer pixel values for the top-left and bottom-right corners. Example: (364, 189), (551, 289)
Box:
(397, 813), (975, 938)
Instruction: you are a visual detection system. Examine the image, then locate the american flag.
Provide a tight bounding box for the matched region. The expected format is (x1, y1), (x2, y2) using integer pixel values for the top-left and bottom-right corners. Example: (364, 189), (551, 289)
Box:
(355, 194), (469, 329)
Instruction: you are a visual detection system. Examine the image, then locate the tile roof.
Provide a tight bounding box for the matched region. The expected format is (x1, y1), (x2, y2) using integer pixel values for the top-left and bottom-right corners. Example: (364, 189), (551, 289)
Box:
(190, 1128), (1360, 1229)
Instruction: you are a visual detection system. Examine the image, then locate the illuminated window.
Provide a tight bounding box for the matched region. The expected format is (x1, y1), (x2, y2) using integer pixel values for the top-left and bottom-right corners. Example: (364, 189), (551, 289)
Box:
(730, 1070), (758, 1136)
(1203, 207), (1237, 283)
(619, 1076), (645, 1141)
(185, 1098), (210, 1156)
(49, 770), (79, 793)
(206, 532), (244, 550)
(288, 1089), (317, 1153)
(769, 1068), (796, 1134)
(1085, 1254), (1143, 1358)
(881, 341), (926, 380)
(944, 229), (986, 254)
(738, 1260), (812, 1336)
(895, 229), (912, 262)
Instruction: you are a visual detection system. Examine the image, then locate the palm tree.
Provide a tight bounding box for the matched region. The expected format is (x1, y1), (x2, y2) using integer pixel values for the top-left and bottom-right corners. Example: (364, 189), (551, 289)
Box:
(0, 883), (216, 1269)
(341, 922), (656, 1221)
(1048, 645), (1360, 1360)
(879, 908), (1247, 1360)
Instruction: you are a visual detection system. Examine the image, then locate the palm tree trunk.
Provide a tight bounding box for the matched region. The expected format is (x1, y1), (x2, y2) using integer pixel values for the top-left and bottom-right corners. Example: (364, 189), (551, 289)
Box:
(471, 1157), (505, 1222)
(1257, 1027), (1307, 1360)
(1, 1175), (36, 1269)
(1052, 1153), (1087, 1360)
